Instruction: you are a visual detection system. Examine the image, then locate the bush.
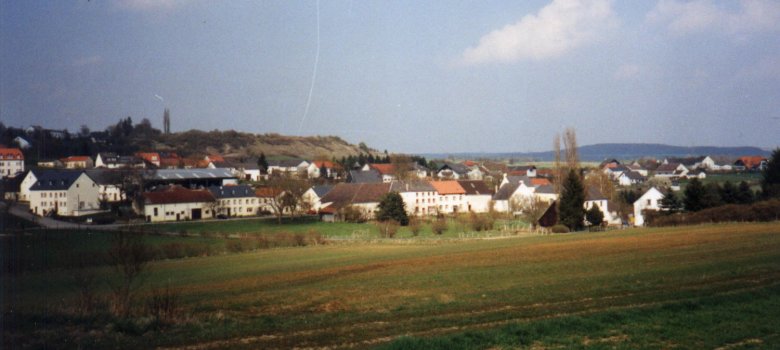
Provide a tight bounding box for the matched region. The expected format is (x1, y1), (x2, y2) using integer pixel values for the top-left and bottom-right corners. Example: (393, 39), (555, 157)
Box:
(161, 243), (185, 259)
(408, 218), (422, 236)
(648, 199), (780, 227)
(431, 219), (448, 235)
(551, 224), (570, 234)
(378, 220), (400, 238)
(307, 230), (328, 245)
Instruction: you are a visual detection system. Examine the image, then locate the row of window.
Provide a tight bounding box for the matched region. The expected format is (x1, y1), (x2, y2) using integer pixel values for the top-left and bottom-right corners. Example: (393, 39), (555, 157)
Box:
(220, 198), (259, 205)
(41, 201), (65, 208)
(41, 192), (66, 198)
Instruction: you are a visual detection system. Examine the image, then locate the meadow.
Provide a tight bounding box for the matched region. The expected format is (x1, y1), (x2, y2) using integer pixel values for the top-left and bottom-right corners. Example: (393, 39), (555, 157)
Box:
(3, 221), (780, 349)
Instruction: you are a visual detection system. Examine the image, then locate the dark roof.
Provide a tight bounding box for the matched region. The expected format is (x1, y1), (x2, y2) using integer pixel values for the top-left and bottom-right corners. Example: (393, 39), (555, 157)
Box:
(85, 169), (123, 185)
(143, 186), (215, 204)
(311, 185), (334, 197)
(457, 180), (492, 195)
(506, 175), (533, 186)
(586, 186), (607, 201)
(656, 163), (681, 172)
(2, 172), (26, 192)
(29, 170), (87, 191)
(439, 162), (470, 175)
(348, 169), (382, 183)
(493, 182), (519, 200)
(666, 156), (706, 166)
(508, 165), (536, 171)
(208, 185), (255, 199)
(535, 184), (556, 194)
(319, 183), (390, 210)
(389, 180), (435, 193)
(622, 171), (646, 180)
(145, 168), (235, 181)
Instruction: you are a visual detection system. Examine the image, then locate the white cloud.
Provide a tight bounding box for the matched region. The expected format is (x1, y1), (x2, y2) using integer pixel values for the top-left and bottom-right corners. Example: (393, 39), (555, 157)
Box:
(73, 55), (103, 67)
(459, 0), (616, 65)
(647, 0), (780, 36)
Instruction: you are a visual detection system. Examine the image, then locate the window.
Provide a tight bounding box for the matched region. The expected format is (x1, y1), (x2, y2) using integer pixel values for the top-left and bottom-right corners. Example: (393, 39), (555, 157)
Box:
(154, 207), (158, 216)
(646, 199), (651, 205)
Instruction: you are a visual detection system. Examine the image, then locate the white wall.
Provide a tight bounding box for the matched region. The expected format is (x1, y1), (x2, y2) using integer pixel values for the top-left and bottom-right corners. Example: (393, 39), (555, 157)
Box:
(633, 187), (664, 226)
(144, 202), (215, 222)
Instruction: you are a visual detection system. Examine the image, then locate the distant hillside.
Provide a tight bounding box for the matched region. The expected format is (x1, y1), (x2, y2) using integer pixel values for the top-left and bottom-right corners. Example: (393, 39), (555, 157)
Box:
(422, 143), (771, 162)
(158, 130), (377, 160)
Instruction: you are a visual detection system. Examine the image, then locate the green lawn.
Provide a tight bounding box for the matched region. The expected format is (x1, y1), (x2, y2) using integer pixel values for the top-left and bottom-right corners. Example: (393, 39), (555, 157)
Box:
(4, 222), (780, 349)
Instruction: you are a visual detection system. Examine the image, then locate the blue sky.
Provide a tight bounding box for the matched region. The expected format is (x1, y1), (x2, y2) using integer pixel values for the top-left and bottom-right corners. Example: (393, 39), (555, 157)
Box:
(1, 0), (779, 153)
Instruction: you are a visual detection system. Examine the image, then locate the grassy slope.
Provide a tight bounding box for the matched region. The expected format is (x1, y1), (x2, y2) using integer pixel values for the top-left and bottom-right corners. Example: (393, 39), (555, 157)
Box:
(4, 222), (780, 349)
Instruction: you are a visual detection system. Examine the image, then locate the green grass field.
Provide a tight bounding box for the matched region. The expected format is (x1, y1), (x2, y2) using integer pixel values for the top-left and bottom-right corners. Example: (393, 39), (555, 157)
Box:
(4, 222), (780, 349)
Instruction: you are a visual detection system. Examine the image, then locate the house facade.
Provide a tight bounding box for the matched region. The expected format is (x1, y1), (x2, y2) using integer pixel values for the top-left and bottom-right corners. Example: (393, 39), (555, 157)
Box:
(61, 156), (94, 169)
(0, 148), (24, 177)
(390, 180), (438, 216)
(430, 180), (466, 214)
(142, 186), (216, 222)
(29, 170), (101, 217)
(633, 187), (665, 227)
(208, 185), (258, 217)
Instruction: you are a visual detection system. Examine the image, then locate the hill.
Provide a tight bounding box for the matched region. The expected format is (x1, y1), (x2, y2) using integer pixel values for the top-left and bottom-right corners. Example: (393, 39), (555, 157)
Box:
(422, 143), (771, 162)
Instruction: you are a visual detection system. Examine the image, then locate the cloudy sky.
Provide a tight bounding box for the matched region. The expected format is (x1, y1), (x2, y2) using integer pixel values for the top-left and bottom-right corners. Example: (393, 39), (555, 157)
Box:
(2, 0), (779, 153)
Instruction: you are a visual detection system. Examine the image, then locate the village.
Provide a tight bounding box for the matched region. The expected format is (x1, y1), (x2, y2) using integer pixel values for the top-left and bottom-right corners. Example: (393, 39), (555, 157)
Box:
(0, 139), (770, 230)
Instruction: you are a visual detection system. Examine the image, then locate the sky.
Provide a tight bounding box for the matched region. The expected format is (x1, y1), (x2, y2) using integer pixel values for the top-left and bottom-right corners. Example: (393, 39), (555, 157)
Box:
(1, 0), (779, 154)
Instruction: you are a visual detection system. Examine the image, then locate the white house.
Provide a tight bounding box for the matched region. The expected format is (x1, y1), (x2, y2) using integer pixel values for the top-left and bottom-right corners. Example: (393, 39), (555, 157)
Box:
(0, 148), (24, 177)
(208, 185), (258, 217)
(302, 185), (335, 212)
(308, 161), (341, 179)
(141, 186), (216, 222)
(458, 180), (493, 213)
(633, 187), (665, 227)
(85, 169), (126, 203)
(18, 170), (39, 202)
(654, 163), (688, 178)
(429, 180), (467, 214)
(617, 171), (646, 186)
(584, 187), (621, 226)
(267, 159), (310, 177)
(390, 180), (438, 216)
(29, 170), (102, 217)
(318, 183), (391, 221)
(95, 153), (145, 169)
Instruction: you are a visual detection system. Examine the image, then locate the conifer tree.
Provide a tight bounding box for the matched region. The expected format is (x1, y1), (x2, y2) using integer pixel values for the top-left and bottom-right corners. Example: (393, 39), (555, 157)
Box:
(762, 148), (780, 199)
(558, 169), (585, 231)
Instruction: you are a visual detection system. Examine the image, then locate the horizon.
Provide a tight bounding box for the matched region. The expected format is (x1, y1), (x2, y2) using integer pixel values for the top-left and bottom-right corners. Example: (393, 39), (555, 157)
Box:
(2, 1), (779, 153)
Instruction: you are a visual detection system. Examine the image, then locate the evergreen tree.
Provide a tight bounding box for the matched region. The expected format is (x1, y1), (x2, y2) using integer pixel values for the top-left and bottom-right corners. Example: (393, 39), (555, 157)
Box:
(558, 169), (585, 231)
(319, 164), (328, 179)
(376, 192), (409, 226)
(762, 148), (780, 199)
(684, 178), (706, 212)
(719, 181), (737, 204)
(659, 188), (682, 213)
(585, 204), (604, 227)
(736, 181), (755, 204)
(702, 182), (723, 209)
(257, 153), (269, 171)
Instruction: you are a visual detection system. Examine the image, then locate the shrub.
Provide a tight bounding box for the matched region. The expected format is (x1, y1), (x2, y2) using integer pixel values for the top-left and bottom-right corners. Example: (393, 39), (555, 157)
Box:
(378, 220), (400, 238)
(408, 218), (422, 236)
(307, 230), (328, 245)
(550, 224), (570, 234)
(648, 199), (780, 227)
(431, 218), (448, 235)
(293, 233), (308, 246)
(161, 243), (185, 259)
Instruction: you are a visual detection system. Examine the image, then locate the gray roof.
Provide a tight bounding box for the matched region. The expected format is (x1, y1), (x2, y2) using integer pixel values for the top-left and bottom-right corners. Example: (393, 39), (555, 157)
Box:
(208, 185), (255, 199)
(348, 169), (382, 183)
(311, 185), (334, 197)
(85, 169), (122, 185)
(145, 168), (236, 181)
(623, 171), (646, 180)
(440, 162), (469, 175)
(586, 186), (608, 201)
(535, 185), (556, 194)
(389, 180), (435, 193)
(506, 175), (533, 185)
(493, 182), (519, 200)
(30, 170), (86, 191)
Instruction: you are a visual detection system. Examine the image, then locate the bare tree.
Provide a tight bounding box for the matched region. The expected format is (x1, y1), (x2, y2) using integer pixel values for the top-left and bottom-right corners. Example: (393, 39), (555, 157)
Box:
(106, 231), (152, 317)
(553, 133), (562, 194)
(390, 154), (413, 181)
(563, 127), (579, 172)
(266, 173), (310, 222)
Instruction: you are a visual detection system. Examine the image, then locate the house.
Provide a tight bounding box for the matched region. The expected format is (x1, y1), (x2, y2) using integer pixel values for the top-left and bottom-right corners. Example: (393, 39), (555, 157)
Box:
(493, 175), (556, 213)
(208, 185), (258, 217)
(429, 180), (466, 214)
(457, 180), (493, 213)
(85, 169), (127, 203)
(599, 159), (621, 169)
(37, 159), (62, 168)
(308, 161), (341, 179)
(233, 160), (265, 181)
(267, 159), (310, 177)
(633, 187), (665, 227)
(654, 163), (688, 178)
(367, 163), (397, 182)
(617, 171), (646, 186)
(507, 165), (537, 177)
(626, 163), (649, 176)
(13, 136), (31, 149)
(159, 152), (183, 169)
(29, 170), (102, 217)
(141, 186), (216, 222)
(60, 156), (94, 169)
(663, 156), (711, 171)
(95, 153), (145, 169)
(734, 156), (768, 171)
(537, 200), (558, 228)
(603, 165), (631, 180)
(204, 154), (225, 163)
(255, 187), (285, 215)
(318, 183), (391, 221)
(347, 169), (383, 183)
(18, 170), (40, 202)
(0, 148), (24, 177)
(390, 180), (438, 216)
(687, 169), (706, 179)
(136, 152), (161, 167)
(436, 163), (470, 180)
(584, 186), (621, 226)
(302, 185), (335, 212)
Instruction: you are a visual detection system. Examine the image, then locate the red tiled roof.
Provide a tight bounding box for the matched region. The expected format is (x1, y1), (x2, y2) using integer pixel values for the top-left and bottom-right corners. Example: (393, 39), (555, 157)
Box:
(0, 148), (23, 160)
(462, 160), (478, 167)
(136, 152), (160, 162)
(313, 160), (339, 169)
(369, 163), (395, 175)
(429, 180), (465, 195)
(738, 156), (766, 169)
(143, 187), (215, 204)
(206, 154), (225, 162)
(255, 187), (283, 198)
(530, 178), (551, 186)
